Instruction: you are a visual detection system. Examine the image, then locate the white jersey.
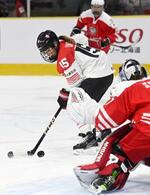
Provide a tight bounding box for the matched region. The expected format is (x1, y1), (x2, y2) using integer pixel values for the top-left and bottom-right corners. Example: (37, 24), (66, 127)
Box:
(75, 44), (113, 79)
(110, 76), (150, 98)
(110, 80), (137, 98)
(57, 41), (113, 87)
(100, 76), (142, 104)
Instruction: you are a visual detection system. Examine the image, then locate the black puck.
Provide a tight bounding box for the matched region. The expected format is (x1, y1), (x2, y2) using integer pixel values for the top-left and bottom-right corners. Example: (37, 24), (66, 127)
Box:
(37, 150), (45, 157)
(8, 151), (14, 158)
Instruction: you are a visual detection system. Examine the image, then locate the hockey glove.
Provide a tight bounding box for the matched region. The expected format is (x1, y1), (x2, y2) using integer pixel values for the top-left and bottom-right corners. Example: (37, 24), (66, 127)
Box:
(101, 37), (110, 47)
(57, 88), (70, 109)
(70, 26), (81, 36)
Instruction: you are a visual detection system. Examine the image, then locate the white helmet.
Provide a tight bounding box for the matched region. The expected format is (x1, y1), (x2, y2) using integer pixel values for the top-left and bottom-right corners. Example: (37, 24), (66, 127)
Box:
(119, 59), (144, 81)
(91, 0), (104, 6)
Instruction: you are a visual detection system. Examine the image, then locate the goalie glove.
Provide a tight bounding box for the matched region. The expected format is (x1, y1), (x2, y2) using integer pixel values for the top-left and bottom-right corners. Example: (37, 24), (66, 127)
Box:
(57, 88), (70, 109)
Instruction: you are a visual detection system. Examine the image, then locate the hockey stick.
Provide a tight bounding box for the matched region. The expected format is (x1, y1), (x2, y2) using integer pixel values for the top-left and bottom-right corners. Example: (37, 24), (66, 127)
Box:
(27, 106), (62, 156)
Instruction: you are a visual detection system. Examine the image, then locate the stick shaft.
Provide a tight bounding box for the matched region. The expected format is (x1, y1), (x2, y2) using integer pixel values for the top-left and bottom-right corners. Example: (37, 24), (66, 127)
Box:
(27, 107), (62, 155)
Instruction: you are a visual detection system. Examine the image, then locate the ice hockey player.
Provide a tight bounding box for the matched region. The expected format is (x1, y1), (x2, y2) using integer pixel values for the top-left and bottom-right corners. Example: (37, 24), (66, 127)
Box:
(36, 30), (114, 152)
(72, 59), (148, 153)
(66, 77), (150, 194)
(109, 58), (147, 97)
(118, 59), (147, 82)
(67, 79), (150, 194)
(70, 0), (117, 53)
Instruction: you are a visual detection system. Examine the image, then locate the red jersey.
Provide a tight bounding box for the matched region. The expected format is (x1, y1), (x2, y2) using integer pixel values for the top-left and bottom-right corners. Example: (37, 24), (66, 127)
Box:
(76, 10), (117, 53)
(16, 0), (26, 17)
(95, 79), (150, 134)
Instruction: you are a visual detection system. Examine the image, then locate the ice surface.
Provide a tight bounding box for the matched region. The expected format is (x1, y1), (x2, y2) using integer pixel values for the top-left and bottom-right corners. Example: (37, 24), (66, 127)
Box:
(0, 76), (149, 195)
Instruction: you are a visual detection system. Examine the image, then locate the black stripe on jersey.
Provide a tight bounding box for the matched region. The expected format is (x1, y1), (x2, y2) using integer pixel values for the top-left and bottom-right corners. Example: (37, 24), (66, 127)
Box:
(76, 44), (99, 58)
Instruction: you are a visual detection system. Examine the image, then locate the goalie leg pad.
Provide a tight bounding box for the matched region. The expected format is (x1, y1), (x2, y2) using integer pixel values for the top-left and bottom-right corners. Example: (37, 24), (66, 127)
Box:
(74, 165), (99, 188)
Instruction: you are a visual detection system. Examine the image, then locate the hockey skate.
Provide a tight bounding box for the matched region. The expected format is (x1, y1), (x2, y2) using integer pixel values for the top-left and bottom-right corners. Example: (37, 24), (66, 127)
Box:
(73, 128), (112, 155)
(73, 129), (99, 155)
(88, 171), (119, 194)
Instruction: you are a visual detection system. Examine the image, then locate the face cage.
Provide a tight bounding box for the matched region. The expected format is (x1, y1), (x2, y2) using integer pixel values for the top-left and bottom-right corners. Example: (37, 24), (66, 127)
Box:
(40, 51), (56, 63)
(119, 67), (142, 81)
(119, 69), (127, 81)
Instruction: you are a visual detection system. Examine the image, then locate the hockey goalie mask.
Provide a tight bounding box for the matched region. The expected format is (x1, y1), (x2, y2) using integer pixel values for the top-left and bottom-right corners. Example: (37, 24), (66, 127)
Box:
(36, 30), (59, 63)
(119, 59), (143, 81)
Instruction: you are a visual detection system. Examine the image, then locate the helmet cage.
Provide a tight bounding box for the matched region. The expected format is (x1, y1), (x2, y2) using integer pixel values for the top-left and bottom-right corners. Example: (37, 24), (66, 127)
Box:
(37, 30), (59, 63)
(119, 59), (143, 81)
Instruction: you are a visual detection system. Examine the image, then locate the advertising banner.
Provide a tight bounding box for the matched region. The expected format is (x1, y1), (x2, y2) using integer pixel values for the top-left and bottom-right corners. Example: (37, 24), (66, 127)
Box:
(0, 16), (149, 75)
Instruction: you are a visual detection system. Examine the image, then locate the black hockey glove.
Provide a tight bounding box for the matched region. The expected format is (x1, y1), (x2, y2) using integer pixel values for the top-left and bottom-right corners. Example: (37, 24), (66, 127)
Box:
(57, 88), (70, 109)
(101, 37), (110, 47)
(70, 26), (81, 36)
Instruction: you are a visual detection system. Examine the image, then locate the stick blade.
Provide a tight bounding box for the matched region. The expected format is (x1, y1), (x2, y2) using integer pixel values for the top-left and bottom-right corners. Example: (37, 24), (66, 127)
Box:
(27, 150), (34, 156)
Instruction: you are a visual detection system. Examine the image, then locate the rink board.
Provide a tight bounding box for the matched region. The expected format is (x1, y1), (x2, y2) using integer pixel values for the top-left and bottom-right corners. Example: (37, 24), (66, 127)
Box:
(0, 16), (149, 75)
(0, 63), (149, 76)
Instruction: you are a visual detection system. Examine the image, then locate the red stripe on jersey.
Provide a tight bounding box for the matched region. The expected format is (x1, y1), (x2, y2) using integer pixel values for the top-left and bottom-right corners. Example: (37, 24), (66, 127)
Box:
(66, 72), (81, 85)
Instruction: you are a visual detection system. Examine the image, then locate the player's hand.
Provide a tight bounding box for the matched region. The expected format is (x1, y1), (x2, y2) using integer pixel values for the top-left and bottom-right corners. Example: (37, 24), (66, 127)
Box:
(101, 37), (110, 47)
(57, 88), (70, 109)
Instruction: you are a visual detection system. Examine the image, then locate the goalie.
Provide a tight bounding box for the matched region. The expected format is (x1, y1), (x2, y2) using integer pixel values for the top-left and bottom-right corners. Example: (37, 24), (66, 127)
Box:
(66, 78), (150, 194)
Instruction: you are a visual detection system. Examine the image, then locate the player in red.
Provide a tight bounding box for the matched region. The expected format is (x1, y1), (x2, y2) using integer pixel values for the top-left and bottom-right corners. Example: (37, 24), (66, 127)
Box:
(67, 78), (150, 194)
(70, 0), (117, 53)
(15, 0), (26, 17)
(36, 30), (114, 152)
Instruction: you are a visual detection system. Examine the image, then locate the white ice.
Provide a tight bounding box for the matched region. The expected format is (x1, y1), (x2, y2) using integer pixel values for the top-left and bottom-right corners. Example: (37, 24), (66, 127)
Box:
(0, 76), (149, 195)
